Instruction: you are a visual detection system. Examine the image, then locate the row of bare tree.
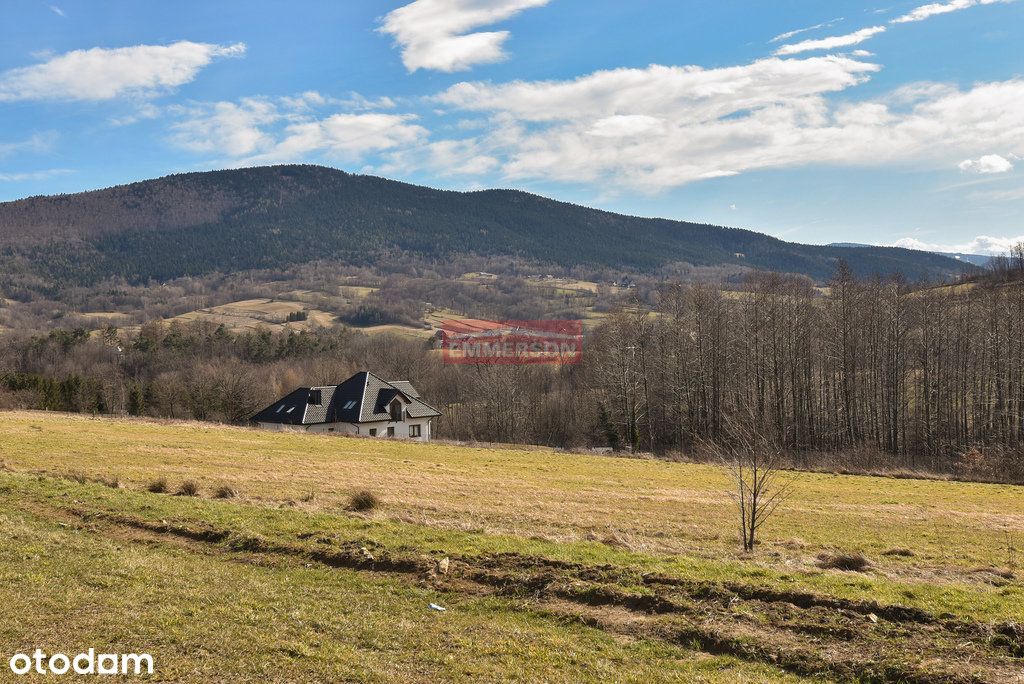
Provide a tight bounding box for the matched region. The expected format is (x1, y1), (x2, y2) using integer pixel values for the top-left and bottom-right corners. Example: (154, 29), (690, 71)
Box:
(590, 266), (1024, 479)
(3, 263), (1024, 481)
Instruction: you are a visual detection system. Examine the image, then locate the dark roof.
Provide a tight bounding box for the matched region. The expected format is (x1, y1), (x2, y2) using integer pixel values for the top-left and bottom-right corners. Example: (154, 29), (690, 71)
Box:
(250, 387), (310, 425)
(251, 371), (441, 426)
(387, 380), (420, 398)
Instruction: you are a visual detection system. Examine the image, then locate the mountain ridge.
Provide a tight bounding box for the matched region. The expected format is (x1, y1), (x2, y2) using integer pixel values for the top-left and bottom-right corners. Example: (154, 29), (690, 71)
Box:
(0, 164), (971, 287)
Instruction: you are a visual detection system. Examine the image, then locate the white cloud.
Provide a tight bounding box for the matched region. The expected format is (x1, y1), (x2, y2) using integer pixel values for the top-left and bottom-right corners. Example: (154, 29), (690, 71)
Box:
(0, 168), (73, 182)
(775, 26), (886, 55)
(277, 91), (397, 112)
(172, 98), (280, 157)
(171, 94), (427, 164)
(379, 0), (550, 72)
(893, 235), (1024, 254)
(588, 115), (666, 138)
(431, 56), (882, 187)
(769, 17), (844, 43)
(421, 139), (499, 175)
(891, 0), (1011, 24)
(426, 53), (1024, 191)
(338, 93), (398, 111)
(438, 57), (880, 122)
(109, 102), (162, 127)
(851, 49), (876, 57)
(0, 132), (58, 158)
(249, 113), (427, 164)
(958, 154), (1014, 173)
(0, 41), (245, 102)
(48, 5), (65, 17)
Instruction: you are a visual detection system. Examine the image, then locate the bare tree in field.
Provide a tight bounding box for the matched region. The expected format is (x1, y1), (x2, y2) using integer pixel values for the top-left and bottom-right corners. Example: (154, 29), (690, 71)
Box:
(715, 421), (794, 552)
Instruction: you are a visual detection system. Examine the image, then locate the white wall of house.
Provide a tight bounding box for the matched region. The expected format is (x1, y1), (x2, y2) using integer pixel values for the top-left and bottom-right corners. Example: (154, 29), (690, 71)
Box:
(255, 422), (302, 432)
(304, 422), (359, 436)
(344, 419), (431, 441)
(257, 419), (432, 441)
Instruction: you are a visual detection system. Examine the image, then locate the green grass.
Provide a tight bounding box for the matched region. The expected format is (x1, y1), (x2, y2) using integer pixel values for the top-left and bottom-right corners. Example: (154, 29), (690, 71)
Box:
(0, 475), (795, 683)
(1, 410), (1022, 681)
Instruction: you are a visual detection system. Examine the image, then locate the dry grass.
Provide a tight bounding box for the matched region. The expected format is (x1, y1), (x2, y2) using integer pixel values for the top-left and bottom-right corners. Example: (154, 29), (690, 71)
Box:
(817, 552), (872, 572)
(98, 475), (121, 489)
(177, 480), (201, 497)
(1, 410), (1023, 623)
(213, 484), (239, 499)
(1, 475), (805, 684)
(347, 489), (379, 512)
(146, 477), (169, 493)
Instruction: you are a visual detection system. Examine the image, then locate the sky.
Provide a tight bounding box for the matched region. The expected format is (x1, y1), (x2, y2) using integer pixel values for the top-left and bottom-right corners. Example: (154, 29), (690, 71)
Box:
(1, 0), (1022, 254)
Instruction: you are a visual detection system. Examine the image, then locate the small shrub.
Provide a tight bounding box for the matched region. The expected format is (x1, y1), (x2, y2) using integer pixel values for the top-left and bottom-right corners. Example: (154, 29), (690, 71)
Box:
(213, 485), (238, 499)
(348, 489), (379, 512)
(176, 480), (201, 497)
(300, 491), (316, 503)
(99, 476), (120, 489)
(817, 551), (872, 572)
(146, 478), (168, 494)
(882, 547), (915, 557)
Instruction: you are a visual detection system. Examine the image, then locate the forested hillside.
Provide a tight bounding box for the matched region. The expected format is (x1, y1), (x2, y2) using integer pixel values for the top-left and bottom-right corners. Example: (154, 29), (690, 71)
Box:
(0, 165), (969, 289)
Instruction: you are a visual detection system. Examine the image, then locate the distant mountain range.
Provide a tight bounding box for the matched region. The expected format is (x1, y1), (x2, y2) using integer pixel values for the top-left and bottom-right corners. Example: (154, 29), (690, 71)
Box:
(0, 165), (971, 288)
(829, 243), (992, 267)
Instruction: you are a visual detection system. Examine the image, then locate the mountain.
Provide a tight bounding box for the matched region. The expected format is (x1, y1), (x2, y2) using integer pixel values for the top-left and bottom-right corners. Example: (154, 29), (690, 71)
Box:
(830, 243), (991, 267)
(0, 165), (970, 288)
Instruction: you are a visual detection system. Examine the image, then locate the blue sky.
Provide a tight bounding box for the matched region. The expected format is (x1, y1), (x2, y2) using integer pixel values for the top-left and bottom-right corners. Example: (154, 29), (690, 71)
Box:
(1, 0), (1022, 253)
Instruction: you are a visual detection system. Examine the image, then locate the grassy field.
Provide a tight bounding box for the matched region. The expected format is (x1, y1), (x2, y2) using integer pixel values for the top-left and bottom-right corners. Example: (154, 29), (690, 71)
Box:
(1, 411), (1022, 682)
(171, 298), (339, 332)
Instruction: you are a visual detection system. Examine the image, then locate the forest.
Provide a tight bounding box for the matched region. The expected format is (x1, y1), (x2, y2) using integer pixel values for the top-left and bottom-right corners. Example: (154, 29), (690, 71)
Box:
(2, 257), (1023, 484)
(0, 165), (970, 299)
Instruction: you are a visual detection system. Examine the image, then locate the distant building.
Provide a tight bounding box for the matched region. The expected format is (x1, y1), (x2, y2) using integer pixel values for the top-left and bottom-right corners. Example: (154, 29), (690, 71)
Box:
(251, 371), (441, 441)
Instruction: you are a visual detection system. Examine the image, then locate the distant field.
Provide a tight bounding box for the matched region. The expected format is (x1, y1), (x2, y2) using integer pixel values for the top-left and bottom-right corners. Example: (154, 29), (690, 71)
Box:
(144, 276), (668, 339)
(1, 411), (1022, 682)
(163, 296), (482, 339)
(172, 298), (338, 332)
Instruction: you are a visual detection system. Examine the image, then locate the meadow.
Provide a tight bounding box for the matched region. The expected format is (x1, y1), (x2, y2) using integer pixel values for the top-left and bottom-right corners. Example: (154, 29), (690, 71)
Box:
(1, 410), (1022, 682)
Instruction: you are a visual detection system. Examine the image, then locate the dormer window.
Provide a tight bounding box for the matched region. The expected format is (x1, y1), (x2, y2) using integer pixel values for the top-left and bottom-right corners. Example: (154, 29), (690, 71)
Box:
(389, 398), (403, 421)
(308, 389), (322, 405)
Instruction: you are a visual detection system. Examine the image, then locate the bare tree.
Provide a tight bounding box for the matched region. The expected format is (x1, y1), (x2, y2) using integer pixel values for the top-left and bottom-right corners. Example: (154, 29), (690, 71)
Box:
(714, 421), (794, 552)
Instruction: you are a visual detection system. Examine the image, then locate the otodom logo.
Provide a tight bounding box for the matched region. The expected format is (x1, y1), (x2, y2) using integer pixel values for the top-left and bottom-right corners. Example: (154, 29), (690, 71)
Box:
(441, 319), (583, 365)
(8, 649), (154, 676)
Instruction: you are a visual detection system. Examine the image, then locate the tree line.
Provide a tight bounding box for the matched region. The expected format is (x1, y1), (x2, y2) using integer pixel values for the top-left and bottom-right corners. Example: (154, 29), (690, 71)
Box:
(591, 263), (1024, 481)
(2, 260), (1023, 483)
